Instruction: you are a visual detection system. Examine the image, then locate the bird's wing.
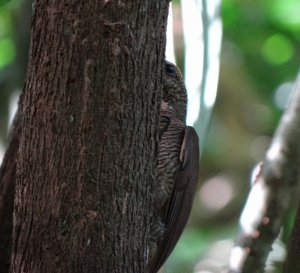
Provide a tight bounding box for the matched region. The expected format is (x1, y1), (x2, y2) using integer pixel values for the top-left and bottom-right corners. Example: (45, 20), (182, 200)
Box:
(151, 126), (199, 273)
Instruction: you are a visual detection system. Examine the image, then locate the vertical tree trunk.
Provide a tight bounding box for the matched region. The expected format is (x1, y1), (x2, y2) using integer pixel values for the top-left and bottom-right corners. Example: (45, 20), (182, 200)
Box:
(9, 1), (170, 272)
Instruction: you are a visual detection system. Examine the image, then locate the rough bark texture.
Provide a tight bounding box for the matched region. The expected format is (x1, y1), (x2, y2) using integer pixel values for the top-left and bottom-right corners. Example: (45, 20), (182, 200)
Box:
(9, 1), (170, 273)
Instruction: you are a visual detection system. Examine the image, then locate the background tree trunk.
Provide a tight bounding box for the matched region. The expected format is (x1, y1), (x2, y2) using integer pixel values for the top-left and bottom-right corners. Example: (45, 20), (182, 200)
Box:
(8, 1), (170, 272)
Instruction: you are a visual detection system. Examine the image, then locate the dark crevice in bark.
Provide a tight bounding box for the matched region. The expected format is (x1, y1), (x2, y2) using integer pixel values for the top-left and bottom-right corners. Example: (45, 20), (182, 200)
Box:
(284, 200), (300, 273)
(0, 108), (21, 273)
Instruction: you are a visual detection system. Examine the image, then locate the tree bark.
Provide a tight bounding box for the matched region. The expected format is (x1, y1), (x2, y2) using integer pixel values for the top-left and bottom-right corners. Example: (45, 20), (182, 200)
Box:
(8, 1), (170, 272)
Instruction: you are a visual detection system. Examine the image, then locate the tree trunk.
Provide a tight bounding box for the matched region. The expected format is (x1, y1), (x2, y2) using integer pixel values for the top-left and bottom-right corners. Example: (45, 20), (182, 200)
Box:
(8, 1), (170, 272)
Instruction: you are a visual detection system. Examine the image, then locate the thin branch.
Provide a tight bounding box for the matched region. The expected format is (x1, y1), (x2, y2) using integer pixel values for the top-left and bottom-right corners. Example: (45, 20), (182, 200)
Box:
(228, 72), (300, 273)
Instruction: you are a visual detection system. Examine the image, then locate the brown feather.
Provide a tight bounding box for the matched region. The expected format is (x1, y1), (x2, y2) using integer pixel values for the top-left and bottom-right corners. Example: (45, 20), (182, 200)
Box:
(150, 127), (199, 273)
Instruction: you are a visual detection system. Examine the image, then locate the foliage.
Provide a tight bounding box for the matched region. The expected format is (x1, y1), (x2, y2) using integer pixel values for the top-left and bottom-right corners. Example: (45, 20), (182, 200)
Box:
(222, 0), (300, 104)
(170, 0), (300, 272)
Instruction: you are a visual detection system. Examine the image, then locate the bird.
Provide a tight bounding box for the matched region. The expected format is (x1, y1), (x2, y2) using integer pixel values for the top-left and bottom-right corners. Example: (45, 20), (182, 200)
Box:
(149, 61), (199, 273)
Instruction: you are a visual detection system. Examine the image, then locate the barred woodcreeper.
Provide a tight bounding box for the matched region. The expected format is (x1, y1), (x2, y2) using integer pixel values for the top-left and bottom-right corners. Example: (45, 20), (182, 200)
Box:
(149, 61), (199, 273)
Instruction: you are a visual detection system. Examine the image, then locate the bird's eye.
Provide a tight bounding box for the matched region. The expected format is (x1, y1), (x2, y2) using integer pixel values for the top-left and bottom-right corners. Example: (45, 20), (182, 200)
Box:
(165, 62), (177, 77)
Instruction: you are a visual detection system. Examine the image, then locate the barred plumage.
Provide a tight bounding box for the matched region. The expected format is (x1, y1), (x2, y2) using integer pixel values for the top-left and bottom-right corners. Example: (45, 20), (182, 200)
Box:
(149, 61), (199, 273)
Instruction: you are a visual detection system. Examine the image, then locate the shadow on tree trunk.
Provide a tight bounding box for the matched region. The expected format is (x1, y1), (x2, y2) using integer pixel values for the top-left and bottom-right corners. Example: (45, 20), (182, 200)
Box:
(0, 108), (21, 273)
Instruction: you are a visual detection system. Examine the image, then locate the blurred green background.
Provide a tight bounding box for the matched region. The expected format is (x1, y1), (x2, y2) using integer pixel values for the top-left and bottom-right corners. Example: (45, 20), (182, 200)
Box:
(0, 0), (299, 272)
(171, 0), (299, 272)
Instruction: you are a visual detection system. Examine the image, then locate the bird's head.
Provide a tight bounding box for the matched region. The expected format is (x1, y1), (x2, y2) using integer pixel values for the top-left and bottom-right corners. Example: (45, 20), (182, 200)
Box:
(162, 61), (187, 121)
